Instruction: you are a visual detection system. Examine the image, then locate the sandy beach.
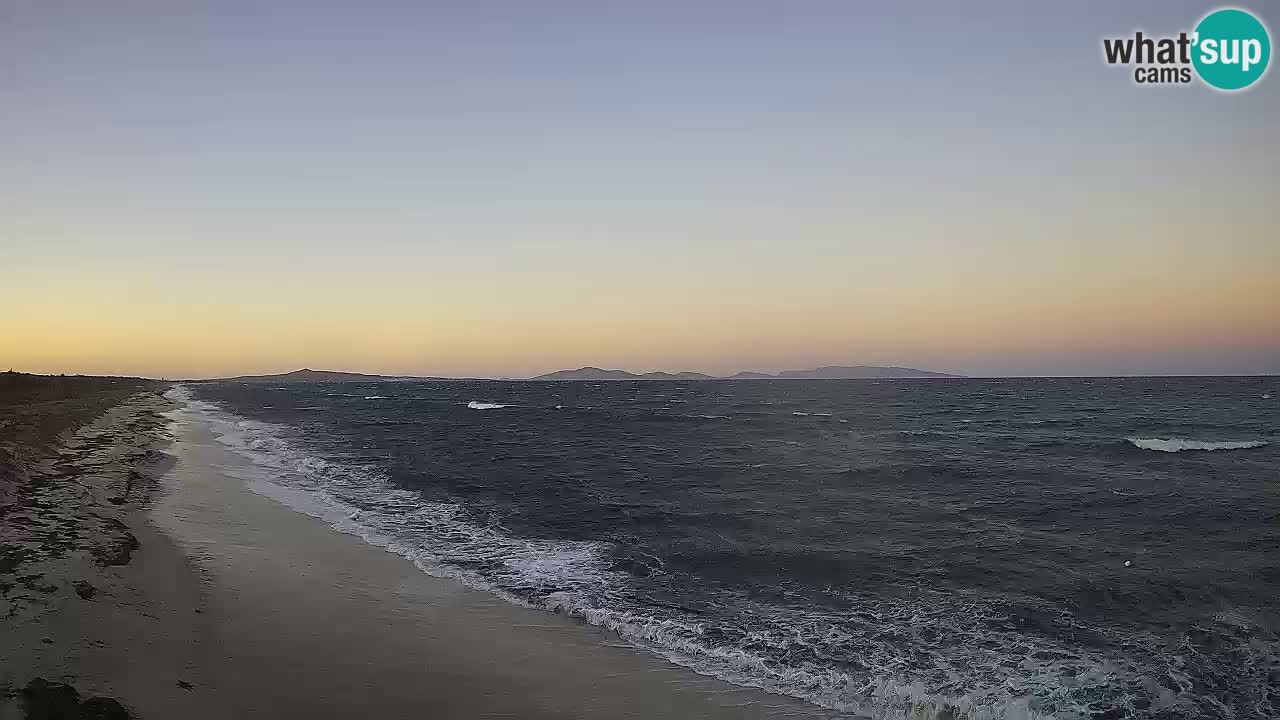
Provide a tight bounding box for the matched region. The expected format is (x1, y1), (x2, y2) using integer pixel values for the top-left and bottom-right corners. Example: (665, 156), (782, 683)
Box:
(1, 377), (189, 719)
(2, 382), (833, 719)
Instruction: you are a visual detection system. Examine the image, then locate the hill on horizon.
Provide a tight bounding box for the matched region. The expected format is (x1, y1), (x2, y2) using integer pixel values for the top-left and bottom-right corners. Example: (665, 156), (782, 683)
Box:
(776, 365), (959, 380)
(530, 365), (960, 381)
(200, 368), (424, 383)
(198, 365), (961, 383)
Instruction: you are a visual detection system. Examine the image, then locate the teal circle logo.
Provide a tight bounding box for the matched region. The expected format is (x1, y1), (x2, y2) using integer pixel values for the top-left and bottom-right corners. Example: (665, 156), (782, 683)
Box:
(1192, 8), (1271, 91)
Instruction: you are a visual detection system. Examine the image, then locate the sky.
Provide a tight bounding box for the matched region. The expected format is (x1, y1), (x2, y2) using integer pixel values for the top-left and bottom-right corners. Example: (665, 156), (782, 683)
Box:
(2, 1), (1277, 378)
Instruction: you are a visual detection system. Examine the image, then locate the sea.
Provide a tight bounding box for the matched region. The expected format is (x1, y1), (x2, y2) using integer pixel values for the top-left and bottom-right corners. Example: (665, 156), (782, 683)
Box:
(183, 377), (1278, 720)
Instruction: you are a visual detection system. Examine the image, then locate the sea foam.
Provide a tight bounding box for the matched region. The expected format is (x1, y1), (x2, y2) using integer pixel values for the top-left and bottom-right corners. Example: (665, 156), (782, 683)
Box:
(1126, 438), (1268, 452)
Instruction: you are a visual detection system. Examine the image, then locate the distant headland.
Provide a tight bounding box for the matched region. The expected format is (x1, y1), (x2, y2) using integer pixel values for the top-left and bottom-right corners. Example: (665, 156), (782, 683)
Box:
(209, 368), (430, 383)
(197, 366), (961, 382)
(531, 366), (960, 380)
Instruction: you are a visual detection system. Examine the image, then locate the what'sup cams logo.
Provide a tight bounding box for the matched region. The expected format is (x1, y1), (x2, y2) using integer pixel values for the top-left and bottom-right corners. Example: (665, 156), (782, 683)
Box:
(1103, 7), (1271, 91)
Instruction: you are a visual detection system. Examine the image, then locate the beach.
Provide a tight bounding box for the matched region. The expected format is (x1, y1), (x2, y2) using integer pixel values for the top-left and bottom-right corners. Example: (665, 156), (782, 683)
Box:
(4, 376), (1276, 719)
(1, 381), (831, 719)
(1, 376), (190, 718)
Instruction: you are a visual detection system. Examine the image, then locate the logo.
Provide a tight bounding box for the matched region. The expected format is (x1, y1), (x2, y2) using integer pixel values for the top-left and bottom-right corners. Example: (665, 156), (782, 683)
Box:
(1102, 7), (1271, 91)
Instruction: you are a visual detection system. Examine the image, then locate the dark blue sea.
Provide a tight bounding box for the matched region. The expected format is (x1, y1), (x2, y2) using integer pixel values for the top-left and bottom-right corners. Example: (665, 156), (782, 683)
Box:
(186, 378), (1279, 719)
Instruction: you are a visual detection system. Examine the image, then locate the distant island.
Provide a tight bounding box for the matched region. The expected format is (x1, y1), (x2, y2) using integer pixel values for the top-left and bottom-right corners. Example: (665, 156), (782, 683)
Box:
(198, 366), (959, 382)
(532, 368), (718, 381)
(532, 366), (960, 380)
(776, 366), (959, 379)
(201, 368), (448, 383)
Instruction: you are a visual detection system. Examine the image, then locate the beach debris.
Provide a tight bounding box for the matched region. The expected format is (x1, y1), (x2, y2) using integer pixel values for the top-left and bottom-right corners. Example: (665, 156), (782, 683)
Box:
(20, 677), (134, 720)
(16, 574), (58, 594)
(73, 580), (96, 600)
(90, 518), (138, 566)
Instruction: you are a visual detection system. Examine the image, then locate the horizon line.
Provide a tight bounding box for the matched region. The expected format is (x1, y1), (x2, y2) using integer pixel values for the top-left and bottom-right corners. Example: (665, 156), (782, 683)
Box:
(6, 368), (1278, 382)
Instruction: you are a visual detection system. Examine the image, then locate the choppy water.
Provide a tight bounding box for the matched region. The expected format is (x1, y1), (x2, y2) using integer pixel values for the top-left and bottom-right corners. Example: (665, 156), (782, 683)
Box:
(185, 378), (1279, 719)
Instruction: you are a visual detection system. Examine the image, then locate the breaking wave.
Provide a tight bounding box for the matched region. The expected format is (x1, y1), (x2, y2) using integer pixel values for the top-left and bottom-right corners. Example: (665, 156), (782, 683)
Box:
(1126, 438), (1268, 452)
(467, 401), (511, 410)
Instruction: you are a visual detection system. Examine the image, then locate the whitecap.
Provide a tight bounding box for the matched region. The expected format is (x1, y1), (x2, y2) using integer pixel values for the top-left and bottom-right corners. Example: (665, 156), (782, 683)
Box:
(364, 395), (388, 400)
(1126, 437), (1267, 452)
(467, 401), (511, 410)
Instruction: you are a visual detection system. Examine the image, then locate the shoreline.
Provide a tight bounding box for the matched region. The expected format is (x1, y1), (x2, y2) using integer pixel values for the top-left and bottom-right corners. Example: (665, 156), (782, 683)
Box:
(152, 393), (835, 718)
(4, 385), (836, 718)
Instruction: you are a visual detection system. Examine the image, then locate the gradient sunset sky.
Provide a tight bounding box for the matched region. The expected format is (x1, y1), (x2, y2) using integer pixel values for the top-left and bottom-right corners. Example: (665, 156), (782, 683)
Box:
(3, 1), (1277, 378)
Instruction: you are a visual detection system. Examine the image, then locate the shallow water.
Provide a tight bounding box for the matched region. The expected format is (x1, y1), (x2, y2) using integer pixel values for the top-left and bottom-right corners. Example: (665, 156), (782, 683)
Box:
(188, 378), (1279, 719)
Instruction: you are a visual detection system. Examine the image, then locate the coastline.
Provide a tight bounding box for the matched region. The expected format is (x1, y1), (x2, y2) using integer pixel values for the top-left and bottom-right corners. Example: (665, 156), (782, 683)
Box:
(4, 385), (835, 719)
(153, 393), (835, 718)
(6, 379), (1273, 718)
